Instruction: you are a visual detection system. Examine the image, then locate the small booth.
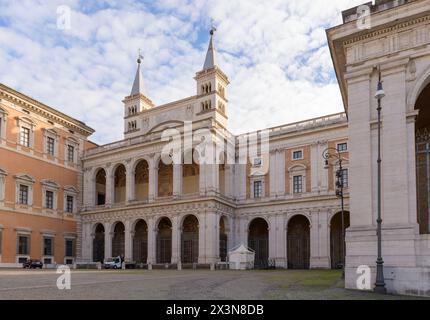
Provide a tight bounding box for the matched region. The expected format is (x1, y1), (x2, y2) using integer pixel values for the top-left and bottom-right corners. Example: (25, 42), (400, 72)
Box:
(228, 244), (255, 270)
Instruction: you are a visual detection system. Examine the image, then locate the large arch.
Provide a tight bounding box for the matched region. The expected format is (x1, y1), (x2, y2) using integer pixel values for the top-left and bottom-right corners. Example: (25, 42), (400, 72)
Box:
(95, 168), (106, 205)
(134, 160), (149, 201)
(182, 149), (200, 195)
(112, 221), (125, 258)
(133, 219), (148, 263)
(114, 164), (126, 204)
(219, 216), (229, 262)
(248, 217), (269, 268)
(181, 214), (199, 263)
(156, 217), (172, 263)
(93, 223), (105, 262)
(415, 81), (430, 234)
(330, 211), (350, 269)
(287, 215), (310, 269)
(158, 160), (173, 197)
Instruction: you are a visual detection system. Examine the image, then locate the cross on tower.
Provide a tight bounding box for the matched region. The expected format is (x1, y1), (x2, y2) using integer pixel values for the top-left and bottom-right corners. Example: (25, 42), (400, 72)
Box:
(137, 48), (143, 64)
(210, 20), (217, 35)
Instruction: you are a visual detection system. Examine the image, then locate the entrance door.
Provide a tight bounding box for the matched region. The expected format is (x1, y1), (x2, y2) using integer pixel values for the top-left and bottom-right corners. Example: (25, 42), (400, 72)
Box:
(287, 215), (310, 269)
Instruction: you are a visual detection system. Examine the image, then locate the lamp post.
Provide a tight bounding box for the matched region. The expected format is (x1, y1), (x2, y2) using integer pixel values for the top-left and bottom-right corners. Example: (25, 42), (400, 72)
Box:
(374, 68), (387, 294)
(322, 147), (348, 277)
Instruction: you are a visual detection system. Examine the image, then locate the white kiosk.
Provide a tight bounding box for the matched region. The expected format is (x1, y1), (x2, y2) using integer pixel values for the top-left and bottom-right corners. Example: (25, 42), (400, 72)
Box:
(228, 244), (255, 270)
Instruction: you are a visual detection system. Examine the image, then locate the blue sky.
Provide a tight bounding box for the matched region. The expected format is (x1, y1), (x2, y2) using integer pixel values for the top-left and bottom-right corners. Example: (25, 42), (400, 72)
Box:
(0, 0), (364, 144)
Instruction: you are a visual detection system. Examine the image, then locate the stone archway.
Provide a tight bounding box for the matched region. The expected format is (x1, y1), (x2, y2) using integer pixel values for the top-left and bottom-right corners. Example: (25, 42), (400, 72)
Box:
(133, 219), (148, 263)
(95, 169), (106, 205)
(112, 222), (125, 258)
(181, 215), (199, 263)
(415, 82), (430, 234)
(219, 216), (228, 262)
(93, 223), (105, 262)
(156, 217), (172, 263)
(248, 218), (269, 268)
(330, 211), (350, 269)
(114, 165), (126, 203)
(135, 160), (149, 201)
(287, 215), (310, 269)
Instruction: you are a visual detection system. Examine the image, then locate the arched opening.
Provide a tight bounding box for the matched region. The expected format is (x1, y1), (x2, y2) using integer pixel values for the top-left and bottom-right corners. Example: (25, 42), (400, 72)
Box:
(133, 220), (148, 263)
(93, 223), (105, 262)
(114, 165), (126, 203)
(415, 82), (430, 234)
(330, 211), (350, 269)
(156, 217), (172, 263)
(112, 222), (125, 258)
(158, 161), (173, 197)
(183, 149), (200, 195)
(248, 218), (269, 268)
(219, 216), (228, 262)
(135, 160), (149, 201)
(95, 169), (106, 205)
(181, 215), (199, 263)
(287, 215), (310, 269)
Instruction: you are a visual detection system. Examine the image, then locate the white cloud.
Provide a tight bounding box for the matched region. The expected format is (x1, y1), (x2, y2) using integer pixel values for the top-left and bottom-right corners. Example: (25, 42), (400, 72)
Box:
(0, 0), (365, 144)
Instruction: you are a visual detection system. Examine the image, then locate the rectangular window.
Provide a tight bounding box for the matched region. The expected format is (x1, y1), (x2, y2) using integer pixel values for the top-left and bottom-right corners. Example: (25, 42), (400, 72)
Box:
(47, 137), (55, 155)
(337, 142), (348, 152)
(253, 181), (262, 198)
(292, 150), (303, 160)
(65, 239), (75, 257)
(45, 190), (54, 209)
(340, 169), (348, 188)
(43, 237), (53, 256)
(66, 195), (74, 213)
(19, 185), (29, 205)
(17, 235), (30, 255)
(293, 175), (303, 193)
(253, 158), (262, 167)
(20, 127), (30, 147)
(67, 145), (75, 162)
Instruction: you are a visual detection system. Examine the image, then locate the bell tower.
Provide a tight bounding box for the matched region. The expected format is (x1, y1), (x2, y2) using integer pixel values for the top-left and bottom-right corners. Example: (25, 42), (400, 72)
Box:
(194, 27), (229, 126)
(123, 51), (154, 136)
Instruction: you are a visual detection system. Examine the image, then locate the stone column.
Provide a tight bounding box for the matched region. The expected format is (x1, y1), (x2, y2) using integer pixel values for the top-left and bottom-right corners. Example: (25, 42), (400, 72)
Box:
(199, 163), (206, 196)
(276, 150), (285, 196)
(171, 216), (180, 264)
(125, 160), (135, 203)
(124, 220), (133, 261)
(173, 164), (182, 199)
(83, 168), (94, 207)
(147, 217), (156, 264)
(311, 143), (319, 193)
(105, 165), (114, 205)
(318, 141), (328, 192)
(199, 211), (218, 263)
(104, 222), (112, 261)
(224, 165), (234, 198)
(269, 151), (277, 198)
(310, 210), (330, 268)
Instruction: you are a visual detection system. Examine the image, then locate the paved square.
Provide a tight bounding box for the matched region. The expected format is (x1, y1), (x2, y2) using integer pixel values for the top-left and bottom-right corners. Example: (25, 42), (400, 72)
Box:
(0, 269), (425, 300)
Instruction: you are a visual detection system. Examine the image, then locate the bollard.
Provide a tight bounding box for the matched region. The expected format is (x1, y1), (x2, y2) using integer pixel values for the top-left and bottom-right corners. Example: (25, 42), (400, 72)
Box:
(148, 263), (152, 270)
(210, 263), (215, 271)
(177, 262), (182, 271)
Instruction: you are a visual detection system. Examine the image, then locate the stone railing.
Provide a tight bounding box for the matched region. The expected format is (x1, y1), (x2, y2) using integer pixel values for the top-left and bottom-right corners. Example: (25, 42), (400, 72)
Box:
(342, 0), (412, 23)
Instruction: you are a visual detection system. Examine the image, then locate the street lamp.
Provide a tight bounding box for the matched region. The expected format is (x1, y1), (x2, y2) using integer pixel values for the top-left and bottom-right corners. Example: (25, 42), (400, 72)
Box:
(374, 68), (387, 294)
(322, 147), (348, 277)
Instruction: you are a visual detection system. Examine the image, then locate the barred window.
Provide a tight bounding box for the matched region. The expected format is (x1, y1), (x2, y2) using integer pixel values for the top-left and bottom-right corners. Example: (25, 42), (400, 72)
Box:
(20, 127), (30, 147)
(19, 185), (29, 205)
(253, 181), (262, 198)
(65, 239), (75, 257)
(66, 195), (74, 213)
(17, 235), (30, 255)
(293, 175), (303, 193)
(43, 237), (53, 256)
(337, 142), (348, 152)
(47, 137), (55, 155)
(67, 145), (75, 162)
(340, 169), (348, 188)
(45, 190), (54, 209)
(292, 150), (303, 160)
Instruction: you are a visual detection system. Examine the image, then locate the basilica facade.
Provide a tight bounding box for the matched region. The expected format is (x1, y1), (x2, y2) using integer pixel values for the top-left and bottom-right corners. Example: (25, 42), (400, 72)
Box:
(78, 31), (350, 271)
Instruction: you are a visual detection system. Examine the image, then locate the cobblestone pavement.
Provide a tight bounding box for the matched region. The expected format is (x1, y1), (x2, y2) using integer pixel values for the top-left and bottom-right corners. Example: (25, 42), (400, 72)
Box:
(0, 269), (425, 300)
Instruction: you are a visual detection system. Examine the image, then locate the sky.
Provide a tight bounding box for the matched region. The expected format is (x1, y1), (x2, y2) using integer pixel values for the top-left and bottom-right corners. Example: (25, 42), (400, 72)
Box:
(0, 0), (365, 144)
